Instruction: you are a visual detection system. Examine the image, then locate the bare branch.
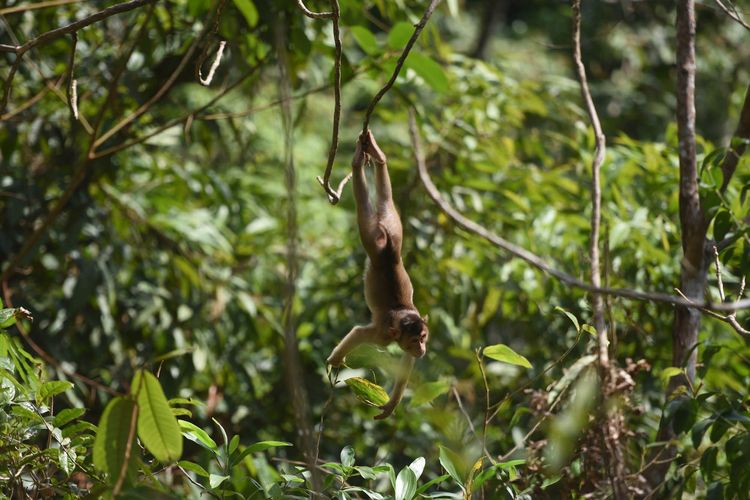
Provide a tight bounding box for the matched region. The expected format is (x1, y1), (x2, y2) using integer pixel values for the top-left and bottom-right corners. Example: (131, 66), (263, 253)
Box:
(198, 40), (227, 86)
(715, 0), (750, 31)
(296, 0), (333, 19)
(361, 0), (442, 135)
(572, 0), (607, 360)
(316, 0), (348, 204)
(407, 110), (750, 313)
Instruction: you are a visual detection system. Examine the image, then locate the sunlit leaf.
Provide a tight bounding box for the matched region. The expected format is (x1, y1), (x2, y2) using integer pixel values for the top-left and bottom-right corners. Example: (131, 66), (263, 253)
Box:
(132, 370), (183, 463)
(345, 377), (389, 407)
(232, 0), (258, 27)
(483, 344), (532, 368)
(351, 26), (379, 55)
(93, 397), (137, 484)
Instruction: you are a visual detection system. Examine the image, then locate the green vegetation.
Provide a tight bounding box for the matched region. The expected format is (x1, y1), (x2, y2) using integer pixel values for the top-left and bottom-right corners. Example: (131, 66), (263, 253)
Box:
(1, 0), (750, 498)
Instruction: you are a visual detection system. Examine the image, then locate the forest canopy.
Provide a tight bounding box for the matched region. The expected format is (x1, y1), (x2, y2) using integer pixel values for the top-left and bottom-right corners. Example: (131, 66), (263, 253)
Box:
(1, 0), (750, 498)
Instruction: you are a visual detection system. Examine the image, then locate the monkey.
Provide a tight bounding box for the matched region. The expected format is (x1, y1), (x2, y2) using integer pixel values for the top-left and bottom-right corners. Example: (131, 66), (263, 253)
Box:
(327, 129), (429, 420)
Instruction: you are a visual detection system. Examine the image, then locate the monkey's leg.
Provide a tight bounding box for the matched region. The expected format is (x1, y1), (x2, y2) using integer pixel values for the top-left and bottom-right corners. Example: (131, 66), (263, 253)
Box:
(352, 138), (378, 250)
(374, 354), (415, 420)
(327, 325), (377, 366)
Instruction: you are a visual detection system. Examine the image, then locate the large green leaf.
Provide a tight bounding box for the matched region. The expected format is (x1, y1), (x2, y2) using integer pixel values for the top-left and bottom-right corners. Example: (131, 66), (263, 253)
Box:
(395, 465), (417, 500)
(345, 377), (389, 407)
(232, 0), (258, 27)
(483, 344), (532, 368)
(93, 397), (137, 485)
(405, 52), (448, 93)
(439, 445), (466, 492)
(132, 370), (183, 463)
(387, 21), (412, 49)
(351, 26), (380, 55)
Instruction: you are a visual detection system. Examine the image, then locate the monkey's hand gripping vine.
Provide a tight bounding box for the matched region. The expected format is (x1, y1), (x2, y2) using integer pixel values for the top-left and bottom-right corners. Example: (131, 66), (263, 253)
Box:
(326, 130), (429, 420)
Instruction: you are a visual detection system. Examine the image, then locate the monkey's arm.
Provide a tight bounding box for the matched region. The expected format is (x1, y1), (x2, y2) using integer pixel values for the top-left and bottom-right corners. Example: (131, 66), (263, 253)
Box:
(374, 354), (415, 420)
(327, 325), (377, 366)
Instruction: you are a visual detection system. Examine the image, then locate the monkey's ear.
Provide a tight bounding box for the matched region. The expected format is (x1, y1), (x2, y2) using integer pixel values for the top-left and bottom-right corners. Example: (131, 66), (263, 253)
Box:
(388, 327), (400, 341)
(422, 314), (429, 323)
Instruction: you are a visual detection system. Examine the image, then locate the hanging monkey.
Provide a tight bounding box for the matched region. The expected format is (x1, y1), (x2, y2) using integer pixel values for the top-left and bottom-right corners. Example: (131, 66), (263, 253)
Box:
(327, 130), (429, 420)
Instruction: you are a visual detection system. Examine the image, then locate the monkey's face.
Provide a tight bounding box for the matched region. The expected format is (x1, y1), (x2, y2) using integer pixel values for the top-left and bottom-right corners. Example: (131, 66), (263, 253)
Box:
(394, 314), (429, 358)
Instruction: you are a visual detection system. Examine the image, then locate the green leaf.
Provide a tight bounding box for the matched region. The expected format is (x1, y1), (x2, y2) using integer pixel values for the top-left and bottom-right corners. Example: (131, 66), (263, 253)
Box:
(209, 473), (229, 489)
(93, 397), (137, 484)
(345, 377), (389, 407)
(405, 52), (448, 93)
(483, 344), (532, 368)
(355, 466), (378, 480)
(341, 445), (355, 468)
(178, 460), (209, 478)
(132, 370), (183, 463)
(38, 381), (74, 401)
(408, 457), (425, 480)
(387, 22), (412, 49)
(351, 26), (379, 55)
(179, 420), (218, 453)
(395, 465), (417, 500)
(0, 308), (15, 329)
(660, 367), (684, 383)
(53, 407), (86, 427)
(411, 380), (450, 406)
(554, 306), (580, 332)
(439, 445), (466, 492)
(232, 0), (258, 27)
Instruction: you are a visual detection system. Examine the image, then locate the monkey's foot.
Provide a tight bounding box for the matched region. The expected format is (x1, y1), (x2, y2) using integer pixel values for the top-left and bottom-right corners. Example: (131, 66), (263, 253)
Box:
(361, 130), (387, 164)
(326, 354), (344, 367)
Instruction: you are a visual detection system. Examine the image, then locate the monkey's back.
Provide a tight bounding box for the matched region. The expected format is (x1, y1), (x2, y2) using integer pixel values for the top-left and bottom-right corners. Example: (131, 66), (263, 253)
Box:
(364, 243), (414, 318)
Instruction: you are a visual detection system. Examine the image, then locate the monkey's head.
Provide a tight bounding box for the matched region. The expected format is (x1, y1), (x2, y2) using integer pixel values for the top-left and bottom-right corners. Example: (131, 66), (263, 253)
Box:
(390, 310), (429, 358)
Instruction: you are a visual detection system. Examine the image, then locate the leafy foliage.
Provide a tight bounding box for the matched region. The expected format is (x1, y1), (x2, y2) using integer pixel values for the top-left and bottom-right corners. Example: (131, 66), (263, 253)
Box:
(1, 0), (750, 498)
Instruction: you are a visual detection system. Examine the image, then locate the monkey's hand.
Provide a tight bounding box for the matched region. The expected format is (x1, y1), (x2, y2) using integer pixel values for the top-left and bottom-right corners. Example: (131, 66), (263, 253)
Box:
(326, 352), (344, 367)
(361, 129), (387, 164)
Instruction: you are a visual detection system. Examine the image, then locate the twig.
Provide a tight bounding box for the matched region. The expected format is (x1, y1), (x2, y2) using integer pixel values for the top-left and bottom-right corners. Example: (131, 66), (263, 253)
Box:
(113, 396), (139, 495)
(198, 40), (227, 86)
(407, 109), (750, 312)
(572, 0), (607, 361)
(715, 0), (750, 30)
(66, 33), (79, 120)
(572, 3), (627, 493)
(474, 351), (493, 463)
(673, 246), (750, 338)
(315, 0), (347, 204)
(296, 0), (333, 19)
(361, 0), (442, 136)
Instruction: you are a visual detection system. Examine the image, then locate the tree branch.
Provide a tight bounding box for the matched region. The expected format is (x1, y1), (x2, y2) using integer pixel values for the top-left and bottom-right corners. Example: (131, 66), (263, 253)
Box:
(407, 110), (750, 313)
(361, 0), (442, 136)
(314, 0), (348, 204)
(719, 84), (750, 192)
